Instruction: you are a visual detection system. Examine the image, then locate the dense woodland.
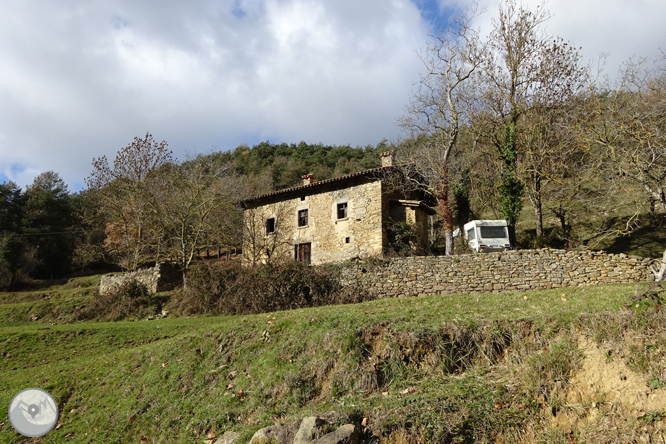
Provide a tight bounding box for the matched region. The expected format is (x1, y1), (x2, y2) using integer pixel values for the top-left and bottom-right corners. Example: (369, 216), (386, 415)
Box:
(1, 0), (665, 288)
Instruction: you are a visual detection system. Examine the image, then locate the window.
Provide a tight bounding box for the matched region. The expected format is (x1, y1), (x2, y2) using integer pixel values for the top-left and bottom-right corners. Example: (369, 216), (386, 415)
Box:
(467, 228), (475, 240)
(337, 202), (348, 219)
(265, 217), (276, 234)
(345, 237), (350, 244)
(300, 196), (305, 201)
(295, 243), (311, 265)
(298, 209), (308, 227)
(480, 226), (507, 239)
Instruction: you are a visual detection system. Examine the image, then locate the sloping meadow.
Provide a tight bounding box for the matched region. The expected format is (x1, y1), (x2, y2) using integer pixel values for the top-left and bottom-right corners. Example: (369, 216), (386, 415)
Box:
(2, 279), (666, 443)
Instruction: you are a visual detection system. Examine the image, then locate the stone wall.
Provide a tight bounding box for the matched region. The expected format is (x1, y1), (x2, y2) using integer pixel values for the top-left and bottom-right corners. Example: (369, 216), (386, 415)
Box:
(99, 263), (180, 295)
(339, 249), (654, 297)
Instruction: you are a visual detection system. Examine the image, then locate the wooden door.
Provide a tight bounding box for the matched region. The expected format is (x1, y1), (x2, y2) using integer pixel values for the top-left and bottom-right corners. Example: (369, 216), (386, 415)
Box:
(295, 243), (311, 265)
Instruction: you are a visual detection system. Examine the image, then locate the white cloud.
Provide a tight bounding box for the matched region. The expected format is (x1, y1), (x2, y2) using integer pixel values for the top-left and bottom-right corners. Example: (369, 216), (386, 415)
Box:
(443, 0), (666, 77)
(2, 0), (663, 190)
(0, 0), (430, 189)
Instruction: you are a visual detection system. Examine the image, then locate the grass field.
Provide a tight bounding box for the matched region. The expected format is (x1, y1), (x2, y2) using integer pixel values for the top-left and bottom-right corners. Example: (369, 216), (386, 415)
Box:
(2, 274), (666, 443)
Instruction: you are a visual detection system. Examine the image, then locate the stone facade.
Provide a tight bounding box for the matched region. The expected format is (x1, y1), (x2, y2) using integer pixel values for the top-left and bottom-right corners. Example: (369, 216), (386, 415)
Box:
(239, 165), (435, 265)
(99, 263), (180, 295)
(339, 249), (654, 297)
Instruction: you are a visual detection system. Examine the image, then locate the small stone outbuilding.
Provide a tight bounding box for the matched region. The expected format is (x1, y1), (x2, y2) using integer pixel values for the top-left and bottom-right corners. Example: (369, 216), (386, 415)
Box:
(98, 262), (182, 295)
(238, 153), (436, 265)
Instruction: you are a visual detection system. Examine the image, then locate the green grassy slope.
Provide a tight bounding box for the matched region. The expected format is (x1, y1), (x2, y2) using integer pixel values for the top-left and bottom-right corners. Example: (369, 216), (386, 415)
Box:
(2, 276), (665, 443)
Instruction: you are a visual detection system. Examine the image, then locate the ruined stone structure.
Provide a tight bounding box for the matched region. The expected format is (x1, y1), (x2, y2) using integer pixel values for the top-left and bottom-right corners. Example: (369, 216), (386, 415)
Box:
(99, 263), (181, 295)
(238, 153), (436, 265)
(339, 249), (653, 297)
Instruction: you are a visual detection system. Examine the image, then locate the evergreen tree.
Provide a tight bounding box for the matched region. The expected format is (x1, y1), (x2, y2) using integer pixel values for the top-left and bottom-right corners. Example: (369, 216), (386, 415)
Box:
(0, 181), (24, 234)
(23, 171), (75, 278)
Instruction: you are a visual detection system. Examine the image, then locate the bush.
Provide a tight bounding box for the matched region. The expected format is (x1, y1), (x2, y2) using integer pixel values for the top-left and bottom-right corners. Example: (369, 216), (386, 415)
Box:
(452, 232), (473, 255)
(171, 260), (365, 316)
(80, 280), (159, 321)
(384, 220), (429, 256)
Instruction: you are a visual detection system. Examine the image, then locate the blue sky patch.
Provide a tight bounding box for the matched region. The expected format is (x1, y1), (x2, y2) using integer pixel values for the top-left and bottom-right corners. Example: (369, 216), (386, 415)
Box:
(411, 0), (457, 30)
(10, 163), (26, 174)
(111, 16), (129, 30)
(231, 1), (246, 19)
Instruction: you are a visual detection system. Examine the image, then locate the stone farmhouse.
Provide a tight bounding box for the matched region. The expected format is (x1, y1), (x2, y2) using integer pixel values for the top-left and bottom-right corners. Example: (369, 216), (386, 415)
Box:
(238, 152), (436, 265)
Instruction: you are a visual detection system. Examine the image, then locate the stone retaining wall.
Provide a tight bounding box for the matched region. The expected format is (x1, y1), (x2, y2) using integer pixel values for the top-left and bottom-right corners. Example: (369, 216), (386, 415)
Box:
(99, 263), (181, 295)
(339, 249), (655, 297)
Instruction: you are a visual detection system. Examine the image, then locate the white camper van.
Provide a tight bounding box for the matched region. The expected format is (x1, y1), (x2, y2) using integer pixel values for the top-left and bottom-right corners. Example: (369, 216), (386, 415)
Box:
(454, 220), (512, 253)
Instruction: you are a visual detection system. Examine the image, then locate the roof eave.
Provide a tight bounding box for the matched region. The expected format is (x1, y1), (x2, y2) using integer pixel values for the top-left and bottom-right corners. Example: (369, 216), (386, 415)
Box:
(236, 165), (401, 208)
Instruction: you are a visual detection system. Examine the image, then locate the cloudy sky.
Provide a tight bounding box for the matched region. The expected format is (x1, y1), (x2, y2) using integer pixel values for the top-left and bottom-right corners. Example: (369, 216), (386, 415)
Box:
(1, 0), (664, 191)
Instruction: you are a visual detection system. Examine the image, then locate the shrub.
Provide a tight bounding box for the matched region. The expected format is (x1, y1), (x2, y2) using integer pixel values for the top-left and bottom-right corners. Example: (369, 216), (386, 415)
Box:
(384, 220), (429, 256)
(171, 260), (365, 316)
(452, 232), (473, 255)
(80, 279), (159, 321)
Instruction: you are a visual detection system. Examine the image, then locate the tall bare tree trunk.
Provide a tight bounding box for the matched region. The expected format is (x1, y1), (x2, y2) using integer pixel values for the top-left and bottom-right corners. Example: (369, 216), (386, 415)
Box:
(552, 205), (571, 246)
(438, 165), (454, 255)
(530, 174), (544, 238)
(534, 202), (543, 238)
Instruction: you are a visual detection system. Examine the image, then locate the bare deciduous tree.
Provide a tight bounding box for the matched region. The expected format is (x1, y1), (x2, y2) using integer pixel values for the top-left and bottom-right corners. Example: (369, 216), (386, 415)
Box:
(518, 101), (586, 239)
(86, 133), (172, 270)
(473, 0), (586, 246)
(154, 155), (244, 286)
(577, 54), (666, 280)
(398, 5), (484, 255)
(583, 57), (666, 212)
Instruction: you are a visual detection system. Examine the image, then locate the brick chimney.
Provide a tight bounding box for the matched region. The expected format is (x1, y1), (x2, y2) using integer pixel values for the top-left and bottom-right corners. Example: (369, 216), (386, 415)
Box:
(381, 151), (396, 167)
(302, 174), (317, 185)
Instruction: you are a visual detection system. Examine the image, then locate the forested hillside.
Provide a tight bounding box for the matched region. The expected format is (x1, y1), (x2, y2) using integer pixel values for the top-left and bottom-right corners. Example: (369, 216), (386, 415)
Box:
(1, 0), (665, 289)
(210, 140), (391, 192)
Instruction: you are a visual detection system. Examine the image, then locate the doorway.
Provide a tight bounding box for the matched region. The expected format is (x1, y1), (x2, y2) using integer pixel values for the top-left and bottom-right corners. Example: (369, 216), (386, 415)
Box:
(294, 243), (311, 265)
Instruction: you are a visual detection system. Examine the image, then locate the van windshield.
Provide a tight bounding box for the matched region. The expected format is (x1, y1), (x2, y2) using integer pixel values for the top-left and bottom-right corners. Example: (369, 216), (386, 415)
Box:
(480, 226), (507, 239)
